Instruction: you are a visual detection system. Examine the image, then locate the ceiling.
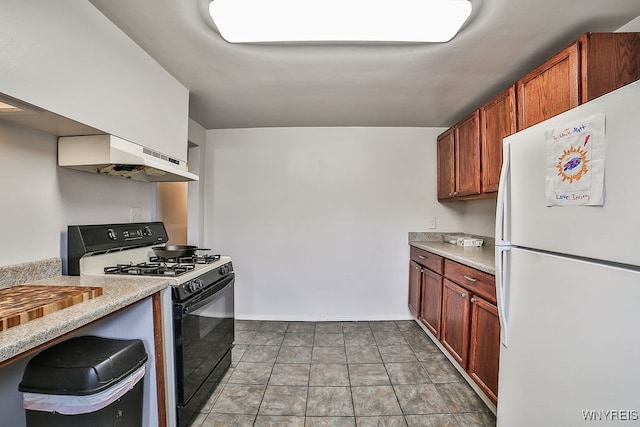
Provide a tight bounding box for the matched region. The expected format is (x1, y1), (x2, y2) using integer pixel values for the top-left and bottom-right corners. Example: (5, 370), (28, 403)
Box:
(89, 0), (640, 130)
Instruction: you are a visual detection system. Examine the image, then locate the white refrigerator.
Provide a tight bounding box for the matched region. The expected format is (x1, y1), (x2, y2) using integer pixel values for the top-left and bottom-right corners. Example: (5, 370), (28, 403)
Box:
(495, 81), (640, 426)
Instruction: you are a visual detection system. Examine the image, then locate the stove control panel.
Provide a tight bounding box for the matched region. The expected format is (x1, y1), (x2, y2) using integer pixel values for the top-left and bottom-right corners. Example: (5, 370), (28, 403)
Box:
(68, 222), (169, 276)
(174, 261), (234, 301)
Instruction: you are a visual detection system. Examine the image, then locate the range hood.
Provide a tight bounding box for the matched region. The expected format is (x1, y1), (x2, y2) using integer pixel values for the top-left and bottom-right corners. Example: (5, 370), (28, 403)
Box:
(58, 135), (198, 182)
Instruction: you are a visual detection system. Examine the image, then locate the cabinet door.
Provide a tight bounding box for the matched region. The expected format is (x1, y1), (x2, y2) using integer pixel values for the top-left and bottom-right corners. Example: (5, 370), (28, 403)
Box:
(441, 279), (471, 367)
(468, 296), (500, 405)
(454, 111), (481, 197)
(408, 261), (422, 317)
(517, 41), (580, 130)
(480, 86), (516, 193)
(581, 32), (640, 102)
(420, 269), (443, 339)
(437, 128), (456, 200)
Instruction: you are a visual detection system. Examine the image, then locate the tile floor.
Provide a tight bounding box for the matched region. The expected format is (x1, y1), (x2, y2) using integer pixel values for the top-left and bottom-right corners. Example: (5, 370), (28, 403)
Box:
(191, 320), (496, 427)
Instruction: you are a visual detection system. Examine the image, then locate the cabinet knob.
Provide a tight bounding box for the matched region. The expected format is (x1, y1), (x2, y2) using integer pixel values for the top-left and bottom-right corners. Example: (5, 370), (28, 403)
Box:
(461, 292), (467, 298)
(470, 297), (476, 303)
(418, 255), (426, 260)
(463, 275), (477, 283)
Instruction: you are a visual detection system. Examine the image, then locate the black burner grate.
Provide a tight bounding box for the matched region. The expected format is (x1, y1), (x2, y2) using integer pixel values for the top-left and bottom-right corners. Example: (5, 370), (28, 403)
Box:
(149, 254), (221, 264)
(103, 262), (196, 277)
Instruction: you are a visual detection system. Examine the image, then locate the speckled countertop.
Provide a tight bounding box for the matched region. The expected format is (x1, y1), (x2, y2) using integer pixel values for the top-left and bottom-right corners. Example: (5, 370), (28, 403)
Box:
(409, 232), (495, 275)
(0, 258), (168, 364)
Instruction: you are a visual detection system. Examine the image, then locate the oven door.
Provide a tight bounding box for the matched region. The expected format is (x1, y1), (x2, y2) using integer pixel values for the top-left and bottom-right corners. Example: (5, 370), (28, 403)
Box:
(174, 274), (234, 419)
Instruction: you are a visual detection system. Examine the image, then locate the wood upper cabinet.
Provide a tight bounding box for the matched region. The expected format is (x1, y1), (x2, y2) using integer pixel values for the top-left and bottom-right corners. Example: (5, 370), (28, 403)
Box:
(517, 41), (580, 130)
(480, 86), (516, 194)
(437, 128), (456, 200)
(468, 295), (500, 405)
(420, 268), (443, 339)
(408, 260), (422, 317)
(580, 32), (640, 102)
(437, 112), (481, 200)
(517, 32), (640, 131)
(441, 279), (471, 367)
(455, 111), (482, 197)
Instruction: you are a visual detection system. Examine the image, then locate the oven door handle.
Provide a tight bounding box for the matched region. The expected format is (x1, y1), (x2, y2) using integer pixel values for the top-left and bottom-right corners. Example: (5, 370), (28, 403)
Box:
(182, 274), (234, 315)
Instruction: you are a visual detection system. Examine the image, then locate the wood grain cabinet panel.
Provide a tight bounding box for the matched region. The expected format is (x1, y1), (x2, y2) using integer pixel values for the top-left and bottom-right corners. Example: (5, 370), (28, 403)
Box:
(580, 33), (640, 102)
(468, 295), (500, 405)
(455, 111), (482, 197)
(480, 86), (516, 194)
(408, 260), (422, 317)
(441, 279), (471, 367)
(445, 259), (496, 304)
(420, 268), (443, 339)
(517, 41), (580, 130)
(407, 247), (501, 405)
(437, 128), (456, 200)
(517, 32), (640, 131)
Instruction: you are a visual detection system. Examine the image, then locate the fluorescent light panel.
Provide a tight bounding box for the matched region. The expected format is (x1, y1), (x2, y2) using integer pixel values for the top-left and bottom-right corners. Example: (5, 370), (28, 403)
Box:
(209, 0), (472, 43)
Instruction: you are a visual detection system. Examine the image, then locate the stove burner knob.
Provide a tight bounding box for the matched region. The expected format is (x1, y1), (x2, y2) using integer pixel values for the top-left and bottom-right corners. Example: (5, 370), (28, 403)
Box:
(187, 279), (204, 293)
(143, 226), (153, 237)
(107, 228), (117, 240)
(187, 280), (197, 293)
(219, 265), (229, 275)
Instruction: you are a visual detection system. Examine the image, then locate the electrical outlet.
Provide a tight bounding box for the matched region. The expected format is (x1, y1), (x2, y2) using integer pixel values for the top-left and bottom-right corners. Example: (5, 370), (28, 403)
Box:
(428, 217), (437, 229)
(130, 207), (143, 223)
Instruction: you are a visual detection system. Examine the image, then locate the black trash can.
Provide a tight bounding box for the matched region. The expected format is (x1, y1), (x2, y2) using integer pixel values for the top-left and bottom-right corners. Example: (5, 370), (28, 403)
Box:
(18, 336), (148, 427)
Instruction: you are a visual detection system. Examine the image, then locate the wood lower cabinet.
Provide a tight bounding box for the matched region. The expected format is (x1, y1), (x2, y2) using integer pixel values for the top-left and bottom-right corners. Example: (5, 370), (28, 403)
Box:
(441, 279), (471, 367)
(408, 247), (499, 404)
(420, 268), (443, 339)
(409, 247), (444, 337)
(408, 260), (422, 317)
(468, 295), (500, 405)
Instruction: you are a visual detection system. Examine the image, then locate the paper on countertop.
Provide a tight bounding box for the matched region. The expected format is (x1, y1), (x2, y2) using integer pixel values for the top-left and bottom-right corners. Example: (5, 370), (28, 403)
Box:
(545, 112), (606, 206)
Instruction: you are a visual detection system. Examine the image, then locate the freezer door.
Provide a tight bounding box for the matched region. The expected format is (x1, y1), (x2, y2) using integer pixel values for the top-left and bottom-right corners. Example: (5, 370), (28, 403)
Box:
(497, 248), (640, 426)
(502, 81), (640, 266)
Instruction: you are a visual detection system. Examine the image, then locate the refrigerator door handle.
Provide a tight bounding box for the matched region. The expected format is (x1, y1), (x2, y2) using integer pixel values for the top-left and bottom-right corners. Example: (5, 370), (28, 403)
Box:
(496, 245), (510, 347)
(495, 142), (511, 246)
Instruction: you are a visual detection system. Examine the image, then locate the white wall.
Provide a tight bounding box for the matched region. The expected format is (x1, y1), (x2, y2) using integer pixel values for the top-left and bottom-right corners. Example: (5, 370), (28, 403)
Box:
(617, 14), (640, 31)
(461, 198), (497, 237)
(0, 0), (189, 161)
(204, 127), (464, 321)
(187, 119), (208, 247)
(0, 121), (153, 267)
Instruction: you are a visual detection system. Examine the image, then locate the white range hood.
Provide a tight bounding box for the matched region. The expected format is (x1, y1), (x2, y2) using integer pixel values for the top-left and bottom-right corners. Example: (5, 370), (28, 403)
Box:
(58, 135), (198, 182)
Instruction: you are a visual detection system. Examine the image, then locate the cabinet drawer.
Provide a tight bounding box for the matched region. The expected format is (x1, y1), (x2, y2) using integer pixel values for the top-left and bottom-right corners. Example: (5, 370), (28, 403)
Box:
(444, 259), (496, 304)
(410, 247), (444, 274)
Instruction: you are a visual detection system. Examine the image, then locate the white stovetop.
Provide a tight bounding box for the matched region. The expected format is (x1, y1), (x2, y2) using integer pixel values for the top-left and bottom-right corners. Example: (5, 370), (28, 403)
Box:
(79, 247), (231, 284)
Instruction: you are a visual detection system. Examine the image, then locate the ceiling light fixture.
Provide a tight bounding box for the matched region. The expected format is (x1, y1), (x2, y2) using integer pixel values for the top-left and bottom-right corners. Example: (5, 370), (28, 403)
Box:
(208, 0), (472, 43)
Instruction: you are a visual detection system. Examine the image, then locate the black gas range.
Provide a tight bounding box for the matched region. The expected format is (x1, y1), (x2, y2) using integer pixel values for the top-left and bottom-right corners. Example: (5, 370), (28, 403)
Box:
(67, 222), (234, 427)
(67, 222), (233, 302)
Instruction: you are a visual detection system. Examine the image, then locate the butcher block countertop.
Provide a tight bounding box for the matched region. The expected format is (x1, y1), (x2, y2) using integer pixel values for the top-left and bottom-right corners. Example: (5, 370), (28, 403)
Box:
(0, 285), (103, 331)
(0, 273), (168, 365)
(409, 232), (495, 275)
